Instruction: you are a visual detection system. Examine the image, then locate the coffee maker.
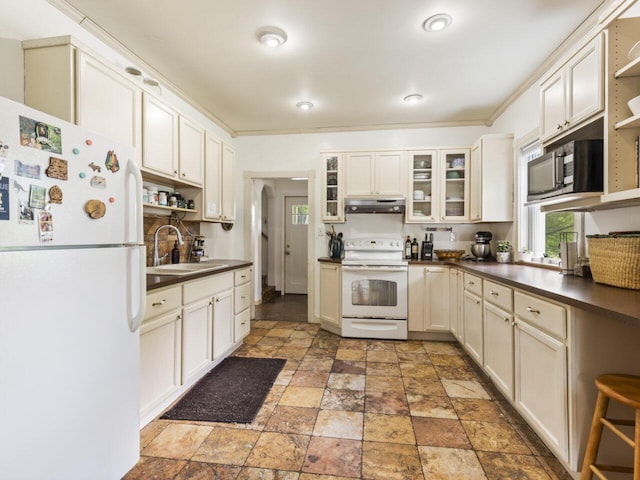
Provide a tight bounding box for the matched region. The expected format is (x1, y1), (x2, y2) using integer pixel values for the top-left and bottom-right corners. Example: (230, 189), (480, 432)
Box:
(470, 231), (492, 261)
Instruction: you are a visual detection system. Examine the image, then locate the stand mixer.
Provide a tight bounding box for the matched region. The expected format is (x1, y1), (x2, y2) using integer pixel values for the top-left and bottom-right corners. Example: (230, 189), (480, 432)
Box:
(471, 231), (493, 261)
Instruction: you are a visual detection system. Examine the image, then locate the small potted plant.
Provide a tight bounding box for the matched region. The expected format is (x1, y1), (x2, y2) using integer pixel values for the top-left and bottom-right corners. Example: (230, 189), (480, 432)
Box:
(516, 247), (532, 263)
(496, 241), (512, 263)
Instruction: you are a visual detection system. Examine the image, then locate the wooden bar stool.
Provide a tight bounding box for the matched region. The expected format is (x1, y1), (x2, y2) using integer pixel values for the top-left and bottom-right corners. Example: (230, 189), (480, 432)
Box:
(581, 374), (640, 480)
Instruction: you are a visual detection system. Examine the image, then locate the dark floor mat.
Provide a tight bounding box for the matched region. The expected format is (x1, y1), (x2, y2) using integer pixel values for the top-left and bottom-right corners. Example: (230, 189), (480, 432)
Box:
(161, 357), (286, 423)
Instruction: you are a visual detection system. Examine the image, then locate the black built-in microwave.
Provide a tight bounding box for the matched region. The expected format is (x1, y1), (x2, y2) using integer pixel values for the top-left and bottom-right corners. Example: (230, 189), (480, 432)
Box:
(527, 139), (603, 201)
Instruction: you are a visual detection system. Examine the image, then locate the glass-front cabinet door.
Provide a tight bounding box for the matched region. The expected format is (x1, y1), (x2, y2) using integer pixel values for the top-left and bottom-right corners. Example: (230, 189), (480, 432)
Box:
(407, 150), (438, 222)
(440, 149), (470, 222)
(321, 153), (345, 223)
(407, 149), (470, 223)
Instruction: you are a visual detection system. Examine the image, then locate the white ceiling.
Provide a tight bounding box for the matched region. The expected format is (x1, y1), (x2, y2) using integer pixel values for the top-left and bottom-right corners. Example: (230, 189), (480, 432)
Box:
(53, 0), (609, 135)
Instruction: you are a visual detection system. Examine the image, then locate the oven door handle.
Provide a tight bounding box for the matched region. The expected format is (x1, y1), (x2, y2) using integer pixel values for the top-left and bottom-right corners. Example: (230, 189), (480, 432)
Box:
(342, 266), (408, 273)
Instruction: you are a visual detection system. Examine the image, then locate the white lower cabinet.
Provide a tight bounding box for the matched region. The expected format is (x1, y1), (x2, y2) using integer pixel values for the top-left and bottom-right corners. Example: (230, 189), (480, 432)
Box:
(213, 288), (234, 360)
(408, 266), (450, 332)
(463, 289), (483, 365)
(514, 293), (569, 462)
(234, 268), (252, 342)
(181, 297), (212, 385)
(319, 263), (341, 331)
(483, 302), (514, 399)
(140, 285), (182, 420)
(482, 280), (514, 400)
(140, 266), (251, 426)
(449, 269), (464, 342)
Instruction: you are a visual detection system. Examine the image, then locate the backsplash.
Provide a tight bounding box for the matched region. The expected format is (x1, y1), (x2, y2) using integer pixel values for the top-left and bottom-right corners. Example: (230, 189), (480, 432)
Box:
(143, 216), (201, 266)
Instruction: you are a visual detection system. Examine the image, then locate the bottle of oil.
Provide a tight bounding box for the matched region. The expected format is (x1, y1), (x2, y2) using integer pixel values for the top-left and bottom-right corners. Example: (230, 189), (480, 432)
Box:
(411, 238), (419, 260)
(404, 236), (412, 259)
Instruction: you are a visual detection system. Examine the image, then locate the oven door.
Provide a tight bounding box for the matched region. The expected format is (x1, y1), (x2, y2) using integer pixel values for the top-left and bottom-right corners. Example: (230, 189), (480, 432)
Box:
(341, 265), (408, 319)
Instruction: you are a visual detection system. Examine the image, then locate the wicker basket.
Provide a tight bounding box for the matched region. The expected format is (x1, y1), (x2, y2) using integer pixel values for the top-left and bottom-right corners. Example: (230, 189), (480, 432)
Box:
(586, 234), (640, 289)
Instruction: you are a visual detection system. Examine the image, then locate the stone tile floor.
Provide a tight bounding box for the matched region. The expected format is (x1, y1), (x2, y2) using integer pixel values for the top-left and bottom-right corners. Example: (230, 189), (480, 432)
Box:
(125, 295), (574, 480)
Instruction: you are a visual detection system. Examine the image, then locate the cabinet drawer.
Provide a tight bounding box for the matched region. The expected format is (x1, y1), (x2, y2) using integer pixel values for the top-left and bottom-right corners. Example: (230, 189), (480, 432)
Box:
(483, 280), (513, 312)
(514, 291), (566, 340)
(235, 283), (251, 314)
(183, 272), (233, 304)
(235, 308), (251, 341)
(145, 286), (181, 320)
(463, 273), (483, 296)
(234, 267), (251, 286)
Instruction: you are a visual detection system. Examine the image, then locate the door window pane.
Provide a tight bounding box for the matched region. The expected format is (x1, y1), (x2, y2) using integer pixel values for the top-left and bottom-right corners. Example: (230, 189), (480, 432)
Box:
(291, 204), (309, 225)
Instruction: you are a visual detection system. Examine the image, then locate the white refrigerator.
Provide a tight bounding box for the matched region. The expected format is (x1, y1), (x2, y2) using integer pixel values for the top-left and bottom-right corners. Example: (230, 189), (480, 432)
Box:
(0, 96), (145, 479)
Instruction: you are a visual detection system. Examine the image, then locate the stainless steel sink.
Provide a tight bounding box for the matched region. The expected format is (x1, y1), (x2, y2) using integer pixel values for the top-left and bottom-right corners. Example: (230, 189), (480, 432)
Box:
(146, 263), (229, 276)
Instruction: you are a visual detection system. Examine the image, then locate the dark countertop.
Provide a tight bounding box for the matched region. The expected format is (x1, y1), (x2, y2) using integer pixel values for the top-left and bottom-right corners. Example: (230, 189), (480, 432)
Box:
(319, 257), (640, 324)
(147, 259), (252, 291)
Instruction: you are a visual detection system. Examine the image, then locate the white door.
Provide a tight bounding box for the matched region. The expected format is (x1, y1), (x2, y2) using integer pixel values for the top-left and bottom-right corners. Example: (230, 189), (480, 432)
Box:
(284, 196), (308, 294)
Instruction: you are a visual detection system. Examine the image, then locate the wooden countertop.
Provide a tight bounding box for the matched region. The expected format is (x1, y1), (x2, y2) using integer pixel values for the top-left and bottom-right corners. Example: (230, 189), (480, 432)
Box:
(319, 257), (640, 325)
(146, 259), (252, 291)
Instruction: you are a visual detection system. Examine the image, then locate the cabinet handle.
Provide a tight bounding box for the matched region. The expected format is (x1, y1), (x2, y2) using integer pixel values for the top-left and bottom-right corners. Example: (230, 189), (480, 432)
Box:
(177, 314), (182, 320)
(173, 169), (178, 174)
(474, 299), (480, 305)
(215, 297), (221, 303)
(527, 306), (541, 314)
(241, 274), (247, 278)
(467, 281), (475, 286)
(181, 172), (186, 177)
(504, 317), (510, 323)
(152, 299), (166, 307)
(564, 120), (570, 126)
(490, 291), (499, 297)
(241, 295), (247, 299)
(557, 124), (563, 130)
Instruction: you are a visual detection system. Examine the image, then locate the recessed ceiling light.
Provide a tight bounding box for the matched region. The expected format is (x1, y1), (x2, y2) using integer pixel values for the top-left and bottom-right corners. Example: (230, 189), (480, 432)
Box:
(422, 13), (452, 32)
(296, 101), (314, 110)
(257, 26), (288, 47)
(404, 94), (423, 104)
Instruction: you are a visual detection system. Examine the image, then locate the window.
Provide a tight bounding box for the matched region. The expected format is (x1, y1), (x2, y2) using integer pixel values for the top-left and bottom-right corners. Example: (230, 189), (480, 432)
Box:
(291, 204), (309, 225)
(517, 136), (582, 262)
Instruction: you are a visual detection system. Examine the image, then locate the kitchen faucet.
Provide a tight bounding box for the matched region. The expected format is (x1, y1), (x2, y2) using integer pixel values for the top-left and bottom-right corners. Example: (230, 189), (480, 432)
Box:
(153, 225), (184, 266)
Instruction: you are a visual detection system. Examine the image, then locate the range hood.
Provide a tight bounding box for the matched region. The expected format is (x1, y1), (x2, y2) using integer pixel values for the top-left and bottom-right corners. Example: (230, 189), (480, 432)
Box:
(345, 198), (405, 214)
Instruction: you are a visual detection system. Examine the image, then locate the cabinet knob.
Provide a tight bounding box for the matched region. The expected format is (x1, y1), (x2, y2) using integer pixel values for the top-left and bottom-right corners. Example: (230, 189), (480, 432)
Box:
(527, 306), (541, 314)
(504, 317), (510, 323)
(474, 299), (480, 305)
(215, 297), (221, 303)
(151, 299), (166, 307)
(564, 120), (570, 126)
(467, 281), (475, 285)
(182, 172), (186, 177)
(174, 169), (178, 174)
(490, 291), (499, 297)
(557, 124), (563, 130)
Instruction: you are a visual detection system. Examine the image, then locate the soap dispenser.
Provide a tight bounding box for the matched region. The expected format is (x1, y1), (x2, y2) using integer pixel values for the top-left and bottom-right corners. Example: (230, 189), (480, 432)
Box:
(171, 241), (180, 264)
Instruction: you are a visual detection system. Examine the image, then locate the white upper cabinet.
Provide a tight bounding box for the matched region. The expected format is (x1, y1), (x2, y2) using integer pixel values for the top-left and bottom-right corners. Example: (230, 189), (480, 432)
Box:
(142, 93), (179, 179)
(540, 34), (604, 143)
(321, 153), (345, 223)
(345, 151), (405, 197)
(23, 39), (143, 163)
(407, 149), (469, 223)
(221, 143), (236, 222)
(178, 116), (205, 186)
(470, 134), (514, 223)
(199, 134), (235, 222)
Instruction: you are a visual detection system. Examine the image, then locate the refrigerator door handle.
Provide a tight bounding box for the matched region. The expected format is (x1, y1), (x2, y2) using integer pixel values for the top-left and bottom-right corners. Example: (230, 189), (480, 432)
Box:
(127, 245), (146, 332)
(125, 160), (144, 245)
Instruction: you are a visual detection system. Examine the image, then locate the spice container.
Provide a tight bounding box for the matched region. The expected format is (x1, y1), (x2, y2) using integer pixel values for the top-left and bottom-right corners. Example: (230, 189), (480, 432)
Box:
(147, 187), (158, 205)
(169, 195), (178, 208)
(158, 191), (168, 206)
